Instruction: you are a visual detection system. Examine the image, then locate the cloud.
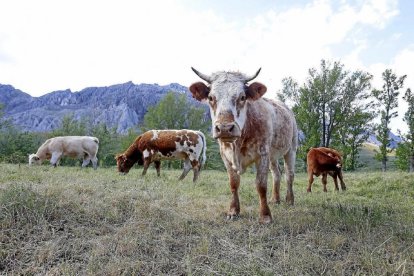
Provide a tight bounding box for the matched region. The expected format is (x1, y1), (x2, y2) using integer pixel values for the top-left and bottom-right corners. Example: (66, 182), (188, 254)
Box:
(0, 0), (402, 97)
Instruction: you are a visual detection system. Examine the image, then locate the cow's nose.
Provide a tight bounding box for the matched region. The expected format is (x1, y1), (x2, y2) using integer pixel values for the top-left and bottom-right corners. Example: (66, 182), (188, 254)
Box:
(214, 122), (240, 139)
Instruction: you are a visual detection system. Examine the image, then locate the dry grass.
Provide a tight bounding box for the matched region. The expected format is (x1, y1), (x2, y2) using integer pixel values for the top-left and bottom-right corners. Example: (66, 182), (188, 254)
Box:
(1, 163), (413, 275)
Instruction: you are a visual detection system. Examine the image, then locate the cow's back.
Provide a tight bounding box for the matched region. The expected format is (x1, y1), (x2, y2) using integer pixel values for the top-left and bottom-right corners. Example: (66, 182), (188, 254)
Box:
(263, 98), (298, 156)
(50, 136), (98, 157)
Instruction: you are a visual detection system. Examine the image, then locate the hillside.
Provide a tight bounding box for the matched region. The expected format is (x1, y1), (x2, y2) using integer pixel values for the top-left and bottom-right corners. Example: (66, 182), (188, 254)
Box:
(0, 82), (207, 133)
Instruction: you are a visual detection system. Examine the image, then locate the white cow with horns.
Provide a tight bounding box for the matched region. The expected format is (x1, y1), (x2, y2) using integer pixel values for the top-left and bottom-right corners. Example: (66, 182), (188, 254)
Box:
(29, 136), (99, 169)
(189, 67), (298, 223)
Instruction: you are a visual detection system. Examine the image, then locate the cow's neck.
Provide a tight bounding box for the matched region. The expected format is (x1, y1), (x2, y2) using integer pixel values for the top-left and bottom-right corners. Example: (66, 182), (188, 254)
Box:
(124, 143), (141, 164)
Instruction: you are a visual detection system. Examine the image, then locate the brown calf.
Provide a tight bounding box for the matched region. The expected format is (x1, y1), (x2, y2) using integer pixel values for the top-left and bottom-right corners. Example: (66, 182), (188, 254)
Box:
(307, 147), (346, 192)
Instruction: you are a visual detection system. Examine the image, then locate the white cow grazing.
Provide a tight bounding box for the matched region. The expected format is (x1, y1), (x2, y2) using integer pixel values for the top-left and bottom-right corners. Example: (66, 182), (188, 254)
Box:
(29, 136), (99, 169)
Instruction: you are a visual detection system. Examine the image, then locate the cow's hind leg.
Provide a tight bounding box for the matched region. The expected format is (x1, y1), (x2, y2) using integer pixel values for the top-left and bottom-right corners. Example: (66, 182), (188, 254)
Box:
(329, 171), (339, 191)
(91, 156), (98, 170)
(178, 158), (192, 180)
(283, 149), (296, 205)
(191, 160), (201, 182)
(270, 158), (281, 204)
(82, 153), (91, 168)
(338, 170), (346, 191)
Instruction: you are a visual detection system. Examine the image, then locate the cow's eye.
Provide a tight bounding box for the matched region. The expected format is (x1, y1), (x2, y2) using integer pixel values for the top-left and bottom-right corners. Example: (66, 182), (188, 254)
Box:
(240, 95), (246, 101)
(208, 96), (214, 102)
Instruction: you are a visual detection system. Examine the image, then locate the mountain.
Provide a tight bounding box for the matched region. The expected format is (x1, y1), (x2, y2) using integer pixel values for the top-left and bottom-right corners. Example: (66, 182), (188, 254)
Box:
(366, 132), (402, 149)
(0, 82), (207, 133)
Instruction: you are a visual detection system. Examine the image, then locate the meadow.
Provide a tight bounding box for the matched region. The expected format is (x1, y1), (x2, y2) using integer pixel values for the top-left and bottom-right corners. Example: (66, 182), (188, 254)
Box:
(1, 163), (413, 275)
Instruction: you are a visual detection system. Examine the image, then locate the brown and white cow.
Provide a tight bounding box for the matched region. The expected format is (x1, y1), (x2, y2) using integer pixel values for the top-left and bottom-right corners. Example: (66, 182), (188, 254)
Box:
(190, 68), (298, 223)
(306, 147), (346, 193)
(116, 129), (206, 182)
(29, 136), (99, 169)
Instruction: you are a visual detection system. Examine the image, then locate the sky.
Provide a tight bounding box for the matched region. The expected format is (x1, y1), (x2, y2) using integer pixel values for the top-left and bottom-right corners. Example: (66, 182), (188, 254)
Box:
(1, 0), (413, 133)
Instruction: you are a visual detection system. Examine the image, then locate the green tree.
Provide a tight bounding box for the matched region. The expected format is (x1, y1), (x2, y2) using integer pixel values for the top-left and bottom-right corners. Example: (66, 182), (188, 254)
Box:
(91, 123), (120, 167)
(372, 69), (407, 172)
(142, 91), (210, 131)
(281, 60), (374, 170)
(396, 88), (414, 172)
(51, 114), (87, 137)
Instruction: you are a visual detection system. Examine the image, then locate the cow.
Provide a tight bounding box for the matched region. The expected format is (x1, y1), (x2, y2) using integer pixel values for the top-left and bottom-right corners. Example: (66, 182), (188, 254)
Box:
(306, 147), (346, 193)
(28, 136), (99, 169)
(116, 129), (207, 182)
(189, 67), (298, 224)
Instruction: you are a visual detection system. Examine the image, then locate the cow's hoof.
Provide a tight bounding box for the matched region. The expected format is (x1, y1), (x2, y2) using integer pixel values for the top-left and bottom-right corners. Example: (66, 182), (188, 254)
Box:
(286, 195), (294, 205)
(307, 189), (311, 193)
(270, 198), (281, 204)
(260, 215), (272, 224)
(226, 214), (240, 221)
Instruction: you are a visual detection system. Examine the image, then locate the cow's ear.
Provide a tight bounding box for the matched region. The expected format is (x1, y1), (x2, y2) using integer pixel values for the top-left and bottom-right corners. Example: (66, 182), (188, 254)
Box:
(189, 82), (209, 101)
(246, 82), (267, 100)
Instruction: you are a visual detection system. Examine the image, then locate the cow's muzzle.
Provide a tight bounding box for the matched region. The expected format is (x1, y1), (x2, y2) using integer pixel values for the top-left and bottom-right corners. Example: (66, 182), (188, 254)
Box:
(213, 122), (241, 141)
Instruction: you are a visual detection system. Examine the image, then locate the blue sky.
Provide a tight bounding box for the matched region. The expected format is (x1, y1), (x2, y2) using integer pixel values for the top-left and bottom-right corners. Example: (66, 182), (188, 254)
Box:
(0, 0), (413, 132)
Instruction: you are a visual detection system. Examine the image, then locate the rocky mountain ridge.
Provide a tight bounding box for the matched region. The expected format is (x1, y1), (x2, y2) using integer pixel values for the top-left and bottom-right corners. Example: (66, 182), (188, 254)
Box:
(0, 82), (204, 133)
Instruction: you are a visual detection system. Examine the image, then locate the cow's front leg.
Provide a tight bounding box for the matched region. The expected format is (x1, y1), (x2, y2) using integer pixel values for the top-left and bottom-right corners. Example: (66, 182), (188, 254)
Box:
(256, 155), (272, 224)
(154, 161), (161, 177)
(322, 172), (328, 192)
(142, 159), (151, 176)
(227, 169), (240, 220)
(50, 152), (62, 167)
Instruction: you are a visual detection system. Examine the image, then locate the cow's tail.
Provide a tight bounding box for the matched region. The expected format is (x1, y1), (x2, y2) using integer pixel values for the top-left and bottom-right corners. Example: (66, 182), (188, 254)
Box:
(198, 131), (207, 169)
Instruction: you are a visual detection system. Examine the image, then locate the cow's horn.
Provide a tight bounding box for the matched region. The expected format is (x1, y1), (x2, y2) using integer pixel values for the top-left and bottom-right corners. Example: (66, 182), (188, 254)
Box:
(191, 67), (212, 83)
(245, 68), (262, 83)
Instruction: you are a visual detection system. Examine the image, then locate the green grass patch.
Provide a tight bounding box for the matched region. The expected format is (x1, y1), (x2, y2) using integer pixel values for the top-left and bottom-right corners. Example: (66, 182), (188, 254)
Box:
(1, 164), (413, 274)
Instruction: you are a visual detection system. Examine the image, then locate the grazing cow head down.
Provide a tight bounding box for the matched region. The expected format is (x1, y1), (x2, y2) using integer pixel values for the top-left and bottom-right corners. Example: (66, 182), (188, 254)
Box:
(189, 68), (267, 142)
(116, 152), (144, 174)
(28, 154), (41, 165)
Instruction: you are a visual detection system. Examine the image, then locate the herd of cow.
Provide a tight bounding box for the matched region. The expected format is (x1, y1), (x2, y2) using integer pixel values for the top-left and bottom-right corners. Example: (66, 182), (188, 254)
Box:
(27, 68), (346, 224)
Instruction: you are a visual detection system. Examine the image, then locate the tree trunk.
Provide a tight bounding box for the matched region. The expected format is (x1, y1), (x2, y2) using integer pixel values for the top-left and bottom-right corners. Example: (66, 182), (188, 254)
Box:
(410, 154), (414, 173)
(382, 158), (387, 172)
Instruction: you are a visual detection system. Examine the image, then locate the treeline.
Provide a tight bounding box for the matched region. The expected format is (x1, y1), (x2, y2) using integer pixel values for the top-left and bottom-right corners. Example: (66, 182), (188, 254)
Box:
(1, 59), (414, 172)
(0, 92), (224, 170)
(280, 59), (414, 172)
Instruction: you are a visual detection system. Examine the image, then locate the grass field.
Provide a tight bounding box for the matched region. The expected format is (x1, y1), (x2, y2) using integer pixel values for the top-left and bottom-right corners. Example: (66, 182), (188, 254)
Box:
(1, 163), (413, 275)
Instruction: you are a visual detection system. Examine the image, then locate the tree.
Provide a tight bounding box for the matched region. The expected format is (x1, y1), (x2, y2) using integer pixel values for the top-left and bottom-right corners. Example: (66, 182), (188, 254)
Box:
(280, 60), (374, 170)
(142, 91), (210, 131)
(91, 123), (120, 167)
(396, 88), (414, 172)
(372, 69), (407, 172)
(51, 114), (87, 137)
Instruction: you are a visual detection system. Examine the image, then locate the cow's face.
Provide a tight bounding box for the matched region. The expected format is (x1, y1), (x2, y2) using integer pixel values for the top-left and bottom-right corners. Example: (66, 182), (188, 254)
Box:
(190, 68), (266, 142)
(29, 154), (41, 165)
(116, 154), (132, 174)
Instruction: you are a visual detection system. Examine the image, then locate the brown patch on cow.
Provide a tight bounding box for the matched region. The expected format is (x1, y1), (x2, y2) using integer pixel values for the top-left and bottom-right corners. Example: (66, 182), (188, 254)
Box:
(239, 103), (266, 151)
(246, 82), (267, 100)
(189, 82), (210, 101)
(217, 111), (235, 124)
